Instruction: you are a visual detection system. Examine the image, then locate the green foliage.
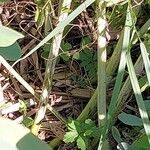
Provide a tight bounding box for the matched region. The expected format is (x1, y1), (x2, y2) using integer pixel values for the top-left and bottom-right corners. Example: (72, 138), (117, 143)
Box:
(34, 0), (46, 28)
(0, 25), (24, 61)
(0, 42), (22, 61)
(0, 117), (51, 150)
(60, 41), (72, 61)
(111, 126), (125, 150)
(0, 26), (24, 47)
(22, 116), (34, 128)
(79, 48), (97, 81)
(73, 37), (97, 82)
(132, 134), (150, 150)
(59, 36), (97, 84)
(63, 119), (100, 150)
(118, 112), (143, 127)
(143, 31), (150, 50)
(43, 40), (72, 61)
(0, 0), (10, 3)
(108, 3), (127, 28)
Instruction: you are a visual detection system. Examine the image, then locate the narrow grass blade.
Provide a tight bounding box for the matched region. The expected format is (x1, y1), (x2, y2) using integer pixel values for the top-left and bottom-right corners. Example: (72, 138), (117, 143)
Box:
(126, 53), (150, 144)
(98, 6), (133, 149)
(13, 0), (95, 65)
(140, 42), (150, 85)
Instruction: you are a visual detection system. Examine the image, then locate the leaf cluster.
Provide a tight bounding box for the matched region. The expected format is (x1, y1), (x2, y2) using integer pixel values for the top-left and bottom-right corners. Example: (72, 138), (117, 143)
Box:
(64, 119), (100, 150)
(73, 37), (97, 82)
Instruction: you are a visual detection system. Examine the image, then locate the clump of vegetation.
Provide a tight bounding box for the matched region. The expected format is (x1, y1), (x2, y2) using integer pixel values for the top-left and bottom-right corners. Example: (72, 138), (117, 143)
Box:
(0, 0), (150, 150)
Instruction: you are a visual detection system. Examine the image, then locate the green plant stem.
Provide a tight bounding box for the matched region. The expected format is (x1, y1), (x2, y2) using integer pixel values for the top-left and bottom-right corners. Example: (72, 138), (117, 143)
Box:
(96, 0), (107, 127)
(31, 0), (72, 135)
(77, 89), (97, 121)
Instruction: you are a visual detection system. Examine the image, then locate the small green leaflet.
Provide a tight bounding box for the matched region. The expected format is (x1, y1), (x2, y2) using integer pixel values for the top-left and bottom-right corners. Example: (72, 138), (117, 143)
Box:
(63, 130), (78, 143)
(77, 136), (88, 150)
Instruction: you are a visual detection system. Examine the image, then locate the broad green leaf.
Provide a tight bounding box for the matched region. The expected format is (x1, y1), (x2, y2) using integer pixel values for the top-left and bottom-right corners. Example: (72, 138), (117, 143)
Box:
(67, 120), (82, 133)
(68, 120), (78, 130)
(63, 131), (78, 143)
(0, 26), (24, 47)
(61, 41), (72, 50)
(0, 117), (51, 150)
(132, 134), (150, 150)
(118, 112), (143, 126)
(60, 52), (70, 61)
(77, 136), (87, 150)
(0, 42), (22, 61)
(85, 119), (95, 126)
(83, 129), (93, 136)
(81, 37), (91, 45)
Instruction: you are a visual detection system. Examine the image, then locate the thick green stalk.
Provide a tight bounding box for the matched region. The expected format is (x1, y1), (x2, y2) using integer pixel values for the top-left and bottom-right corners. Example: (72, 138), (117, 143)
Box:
(97, 0), (107, 127)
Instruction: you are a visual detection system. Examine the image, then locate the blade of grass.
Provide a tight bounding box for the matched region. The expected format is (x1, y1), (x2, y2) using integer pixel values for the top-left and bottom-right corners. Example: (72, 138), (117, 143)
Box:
(129, 6), (150, 86)
(140, 42), (150, 85)
(98, 6), (133, 149)
(13, 0), (95, 66)
(116, 55), (143, 115)
(126, 52), (150, 144)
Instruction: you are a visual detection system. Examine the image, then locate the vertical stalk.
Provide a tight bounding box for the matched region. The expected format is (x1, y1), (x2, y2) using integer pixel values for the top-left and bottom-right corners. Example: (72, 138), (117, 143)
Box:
(31, 0), (72, 135)
(96, 0), (107, 127)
